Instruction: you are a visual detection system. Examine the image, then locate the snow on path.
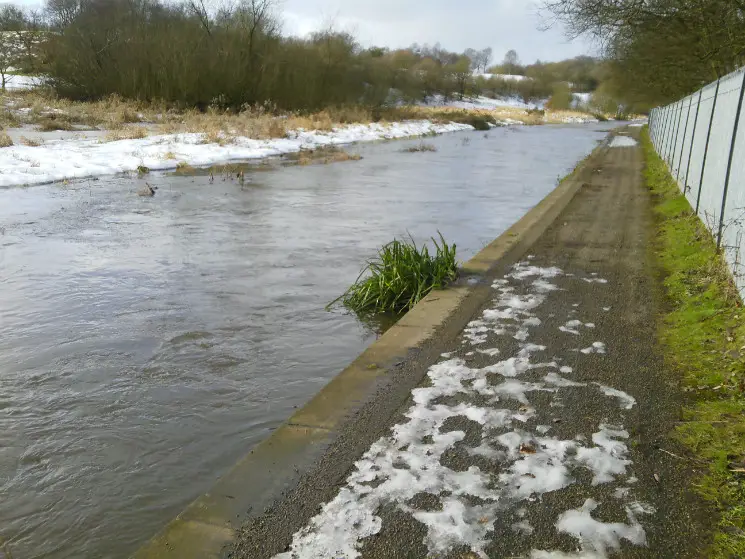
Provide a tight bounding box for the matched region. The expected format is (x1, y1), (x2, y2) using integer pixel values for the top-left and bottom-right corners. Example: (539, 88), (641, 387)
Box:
(275, 262), (650, 559)
(609, 136), (639, 148)
(0, 120), (471, 188)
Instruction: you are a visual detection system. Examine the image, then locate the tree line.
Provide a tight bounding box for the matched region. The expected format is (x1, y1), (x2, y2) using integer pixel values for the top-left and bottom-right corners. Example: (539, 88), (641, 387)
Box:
(0, 0), (605, 112)
(543, 0), (745, 110)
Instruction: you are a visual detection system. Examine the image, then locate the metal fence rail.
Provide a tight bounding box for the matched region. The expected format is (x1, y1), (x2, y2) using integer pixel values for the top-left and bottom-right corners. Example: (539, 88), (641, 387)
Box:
(649, 67), (745, 297)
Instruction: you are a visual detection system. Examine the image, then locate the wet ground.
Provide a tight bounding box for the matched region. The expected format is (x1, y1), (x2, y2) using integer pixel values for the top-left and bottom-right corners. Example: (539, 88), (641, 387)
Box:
(0, 123), (616, 558)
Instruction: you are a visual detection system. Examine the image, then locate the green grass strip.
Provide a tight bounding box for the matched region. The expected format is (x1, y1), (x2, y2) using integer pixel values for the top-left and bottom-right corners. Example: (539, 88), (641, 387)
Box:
(642, 129), (745, 557)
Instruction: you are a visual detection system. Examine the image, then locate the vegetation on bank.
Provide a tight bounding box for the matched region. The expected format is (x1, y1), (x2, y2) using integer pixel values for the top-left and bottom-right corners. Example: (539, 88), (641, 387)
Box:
(545, 0), (745, 110)
(0, 0), (620, 114)
(332, 234), (458, 315)
(642, 129), (745, 557)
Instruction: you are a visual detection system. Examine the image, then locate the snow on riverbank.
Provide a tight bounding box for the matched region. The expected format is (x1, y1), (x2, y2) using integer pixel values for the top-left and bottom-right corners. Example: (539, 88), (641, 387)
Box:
(421, 93), (541, 110)
(0, 120), (471, 187)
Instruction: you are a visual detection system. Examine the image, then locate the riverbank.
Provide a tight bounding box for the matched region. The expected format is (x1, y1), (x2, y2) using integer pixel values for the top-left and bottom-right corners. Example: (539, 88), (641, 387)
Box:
(135, 126), (710, 558)
(643, 130), (745, 558)
(0, 89), (611, 188)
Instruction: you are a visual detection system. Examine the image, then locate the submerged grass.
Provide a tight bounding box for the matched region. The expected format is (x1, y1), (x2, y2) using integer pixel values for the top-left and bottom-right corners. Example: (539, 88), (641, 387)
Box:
(643, 129), (745, 558)
(402, 142), (437, 153)
(332, 233), (458, 314)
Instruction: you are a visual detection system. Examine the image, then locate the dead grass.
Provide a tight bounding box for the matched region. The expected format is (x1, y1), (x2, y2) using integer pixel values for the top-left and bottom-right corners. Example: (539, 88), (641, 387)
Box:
(0, 89), (607, 147)
(35, 114), (74, 131)
(104, 125), (148, 142)
(0, 132), (13, 147)
(20, 135), (42, 146)
(294, 146), (362, 165)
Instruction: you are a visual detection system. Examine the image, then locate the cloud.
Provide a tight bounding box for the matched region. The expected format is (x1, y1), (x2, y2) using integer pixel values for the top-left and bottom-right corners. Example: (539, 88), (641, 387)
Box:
(280, 0), (595, 63)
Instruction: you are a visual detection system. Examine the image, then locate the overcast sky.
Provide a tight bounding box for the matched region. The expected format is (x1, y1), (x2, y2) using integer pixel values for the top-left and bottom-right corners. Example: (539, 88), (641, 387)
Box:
(280, 0), (595, 64)
(10, 0), (594, 64)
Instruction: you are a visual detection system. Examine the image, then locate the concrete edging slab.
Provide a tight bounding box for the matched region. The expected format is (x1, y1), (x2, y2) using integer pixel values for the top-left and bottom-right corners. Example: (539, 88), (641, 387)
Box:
(132, 133), (613, 559)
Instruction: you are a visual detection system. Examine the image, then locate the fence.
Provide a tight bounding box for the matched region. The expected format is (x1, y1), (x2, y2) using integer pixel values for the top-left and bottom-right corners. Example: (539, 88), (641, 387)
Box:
(649, 66), (745, 297)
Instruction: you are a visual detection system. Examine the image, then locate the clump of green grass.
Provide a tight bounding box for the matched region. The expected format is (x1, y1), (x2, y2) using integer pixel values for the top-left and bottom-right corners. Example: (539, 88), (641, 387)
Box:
(592, 113), (609, 122)
(403, 142), (437, 153)
(332, 233), (458, 314)
(642, 128), (745, 558)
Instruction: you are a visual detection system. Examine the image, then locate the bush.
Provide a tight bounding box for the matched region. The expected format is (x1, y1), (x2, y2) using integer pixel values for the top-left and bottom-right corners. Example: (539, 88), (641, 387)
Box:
(546, 82), (573, 110)
(332, 234), (458, 314)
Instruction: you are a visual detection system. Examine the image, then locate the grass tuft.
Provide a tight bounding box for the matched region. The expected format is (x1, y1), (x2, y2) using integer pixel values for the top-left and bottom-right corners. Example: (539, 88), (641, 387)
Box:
(35, 115), (73, 131)
(643, 128), (745, 558)
(19, 136), (42, 146)
(403, 142), (437, 153)
(332, 233), (458, 314)
(104, 126), (148, 142)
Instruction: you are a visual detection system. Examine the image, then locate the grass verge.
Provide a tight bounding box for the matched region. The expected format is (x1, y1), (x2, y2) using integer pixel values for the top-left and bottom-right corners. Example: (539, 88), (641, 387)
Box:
(642, 128), (745, 558)
(331, 233), (458, 314)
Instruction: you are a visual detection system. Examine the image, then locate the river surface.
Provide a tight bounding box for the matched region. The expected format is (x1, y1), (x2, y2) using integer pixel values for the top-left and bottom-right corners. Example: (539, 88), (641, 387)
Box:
(0, 123), (617, 558)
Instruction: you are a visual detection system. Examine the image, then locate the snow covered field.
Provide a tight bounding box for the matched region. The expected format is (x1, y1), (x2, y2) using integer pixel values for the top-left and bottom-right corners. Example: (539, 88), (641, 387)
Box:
(421, 94), (541, 110)
(0, 121), (473, 187)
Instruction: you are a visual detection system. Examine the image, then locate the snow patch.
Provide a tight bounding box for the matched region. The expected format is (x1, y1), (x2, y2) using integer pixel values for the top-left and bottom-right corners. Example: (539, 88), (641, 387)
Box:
(580, 342), (607, 354)
(594, 383), (636, 410)
(609, 135), (639, 148)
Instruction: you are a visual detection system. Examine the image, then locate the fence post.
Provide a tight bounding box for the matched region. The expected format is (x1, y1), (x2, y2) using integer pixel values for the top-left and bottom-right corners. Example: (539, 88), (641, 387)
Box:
(676, 96), (693, 185)
(671, 100), (684, 169)
(661, 105), (673, 159)
(667, 103), (679, 163)
(696, 78), (721, 214)
(717, 70), (745, 248)
(652, 108), (660, 148)
(684, 90), (703, 195)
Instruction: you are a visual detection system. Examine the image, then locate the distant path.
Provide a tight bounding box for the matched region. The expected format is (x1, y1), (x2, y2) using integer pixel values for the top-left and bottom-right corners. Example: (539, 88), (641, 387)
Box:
(230, 130), (709, 558)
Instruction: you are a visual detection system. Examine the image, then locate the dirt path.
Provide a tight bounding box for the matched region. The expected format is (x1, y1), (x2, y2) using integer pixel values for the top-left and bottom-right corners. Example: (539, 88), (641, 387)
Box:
(231, 131), (709, 558)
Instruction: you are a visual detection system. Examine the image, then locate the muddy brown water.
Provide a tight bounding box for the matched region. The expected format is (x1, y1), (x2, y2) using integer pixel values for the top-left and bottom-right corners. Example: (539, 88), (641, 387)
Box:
(0, 123), (618, 558)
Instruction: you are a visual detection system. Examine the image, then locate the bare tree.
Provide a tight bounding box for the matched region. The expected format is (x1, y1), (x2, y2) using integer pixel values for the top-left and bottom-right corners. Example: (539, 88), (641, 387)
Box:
(503, 49), (520, 74)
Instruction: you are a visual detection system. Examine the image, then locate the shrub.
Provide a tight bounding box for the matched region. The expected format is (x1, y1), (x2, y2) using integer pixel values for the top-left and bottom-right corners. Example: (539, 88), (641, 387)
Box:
(546, 82), (573, 110)
(332, 233), (458, 314)
(35, 115), (73, 131)
(0, 132), (13, 147)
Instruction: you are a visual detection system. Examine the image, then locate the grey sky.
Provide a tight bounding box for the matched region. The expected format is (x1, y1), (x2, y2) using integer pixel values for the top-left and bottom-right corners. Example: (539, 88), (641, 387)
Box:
(280, 0), (595, 64)
(10, 0), (594, 64)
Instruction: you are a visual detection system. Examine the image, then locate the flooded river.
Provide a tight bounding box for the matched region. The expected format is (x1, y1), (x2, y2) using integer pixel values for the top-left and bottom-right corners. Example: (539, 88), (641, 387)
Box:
(0, 123), (616, 558)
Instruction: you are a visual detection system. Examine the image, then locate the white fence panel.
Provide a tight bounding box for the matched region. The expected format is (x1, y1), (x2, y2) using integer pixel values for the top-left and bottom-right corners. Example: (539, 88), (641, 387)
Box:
(697, 71), (743, 233)
(649, 66), (745, 300)
(686, 85), (717, 210)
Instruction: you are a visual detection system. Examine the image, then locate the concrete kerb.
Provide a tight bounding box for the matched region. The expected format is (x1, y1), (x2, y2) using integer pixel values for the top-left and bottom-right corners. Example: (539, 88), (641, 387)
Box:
(132, 131), (616, 559)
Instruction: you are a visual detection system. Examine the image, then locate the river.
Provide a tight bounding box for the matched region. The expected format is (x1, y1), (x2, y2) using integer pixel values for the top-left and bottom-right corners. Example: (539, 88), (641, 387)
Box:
(0, 122), (616, 558)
